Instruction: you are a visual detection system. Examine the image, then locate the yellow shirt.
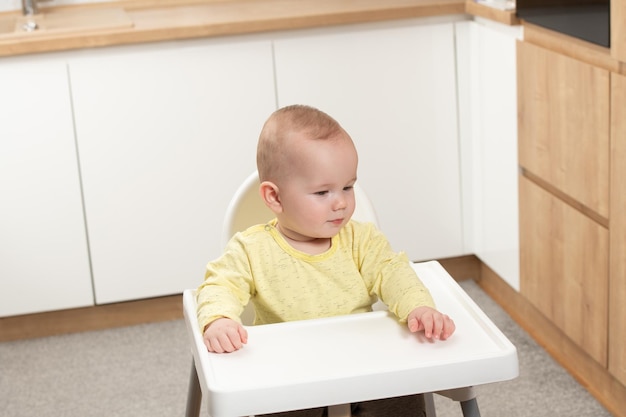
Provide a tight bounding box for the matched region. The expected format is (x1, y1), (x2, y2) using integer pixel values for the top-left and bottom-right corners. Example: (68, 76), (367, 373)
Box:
(196, 220), (435, 332)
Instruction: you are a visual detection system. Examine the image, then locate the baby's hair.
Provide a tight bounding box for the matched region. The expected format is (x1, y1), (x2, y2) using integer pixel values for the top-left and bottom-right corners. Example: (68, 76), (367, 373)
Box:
(257, 105), (345, 182)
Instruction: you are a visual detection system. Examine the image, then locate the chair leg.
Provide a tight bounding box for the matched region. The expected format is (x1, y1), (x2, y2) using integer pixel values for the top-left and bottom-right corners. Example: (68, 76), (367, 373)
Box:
(435, 387), (476, 402)
(459, 398), (481, 417)
(424, 392), (437, 417)
(327, 404), (351, 417)
(186, 359), (202, 417)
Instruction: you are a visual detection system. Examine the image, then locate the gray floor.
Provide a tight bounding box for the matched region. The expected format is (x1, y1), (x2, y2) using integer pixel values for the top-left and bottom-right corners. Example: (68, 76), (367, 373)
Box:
(0, 281), (613, 417)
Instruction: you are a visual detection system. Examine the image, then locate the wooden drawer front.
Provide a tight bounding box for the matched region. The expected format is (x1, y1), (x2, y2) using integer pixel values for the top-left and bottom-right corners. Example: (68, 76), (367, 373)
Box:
(519, 175), (609, 366)
(518, 41), (610, 218)
(609, 72), (626, 385)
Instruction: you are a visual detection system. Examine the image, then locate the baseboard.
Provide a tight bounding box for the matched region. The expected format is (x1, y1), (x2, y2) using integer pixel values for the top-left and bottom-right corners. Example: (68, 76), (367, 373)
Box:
(478, 262), (626, 417)
(435, 254), (481, 281)
(0, 294), (183, 342)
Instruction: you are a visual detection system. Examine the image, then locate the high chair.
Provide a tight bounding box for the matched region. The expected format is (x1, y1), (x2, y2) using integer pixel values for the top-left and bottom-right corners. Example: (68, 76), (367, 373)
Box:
(184, 172), (518, 417)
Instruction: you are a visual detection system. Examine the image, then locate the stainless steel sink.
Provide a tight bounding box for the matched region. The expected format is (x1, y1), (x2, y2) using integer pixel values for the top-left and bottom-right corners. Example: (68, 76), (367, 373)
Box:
(0, 8), (133, 39)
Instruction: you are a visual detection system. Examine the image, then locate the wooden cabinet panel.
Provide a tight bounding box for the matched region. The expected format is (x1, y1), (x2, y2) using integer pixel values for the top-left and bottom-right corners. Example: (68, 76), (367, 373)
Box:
(518, 41), (610, 218)
(609, 72), (626, 385)
(519, 176), (609, 366)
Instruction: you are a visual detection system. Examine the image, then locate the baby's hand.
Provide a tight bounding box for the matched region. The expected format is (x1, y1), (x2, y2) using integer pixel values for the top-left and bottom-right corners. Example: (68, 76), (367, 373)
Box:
(407, 306), (455, 340)
(203, 317), (248, 353)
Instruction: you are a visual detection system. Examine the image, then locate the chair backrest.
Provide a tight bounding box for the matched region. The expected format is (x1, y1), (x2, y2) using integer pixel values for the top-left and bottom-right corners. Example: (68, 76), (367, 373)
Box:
(221, 171), (379, 248)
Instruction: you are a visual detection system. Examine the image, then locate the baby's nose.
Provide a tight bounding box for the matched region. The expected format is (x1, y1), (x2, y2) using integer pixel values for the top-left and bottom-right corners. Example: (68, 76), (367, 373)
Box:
(333, 194), (347, 210)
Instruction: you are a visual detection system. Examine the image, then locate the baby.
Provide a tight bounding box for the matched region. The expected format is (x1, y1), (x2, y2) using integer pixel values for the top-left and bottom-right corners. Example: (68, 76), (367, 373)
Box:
(197, 104), (455, 417)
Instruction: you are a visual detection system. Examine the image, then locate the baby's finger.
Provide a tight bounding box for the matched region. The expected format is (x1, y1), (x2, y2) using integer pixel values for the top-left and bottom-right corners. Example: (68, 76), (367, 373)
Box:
(238, 325), (249, 344)
(420, 313), (434, 338)
(432, 314), (444, 339)
(224, 327), (246, 351)
(206, 336), (227, 353)
(441, 316), (456, 340)
(217, 333), (239, 353)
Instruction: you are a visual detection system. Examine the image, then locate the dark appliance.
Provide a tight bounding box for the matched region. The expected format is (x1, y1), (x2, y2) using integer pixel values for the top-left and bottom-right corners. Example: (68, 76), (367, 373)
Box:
(516, 0), (610, 47)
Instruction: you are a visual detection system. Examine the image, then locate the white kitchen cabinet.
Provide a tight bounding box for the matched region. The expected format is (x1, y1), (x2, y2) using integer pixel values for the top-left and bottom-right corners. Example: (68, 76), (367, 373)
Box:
(69, 38), (276, 304)
(273, 19), (466, 261)
(1, 16), (511, 312)
(455, 19), (522, 289)
(0, 57), (93, 316)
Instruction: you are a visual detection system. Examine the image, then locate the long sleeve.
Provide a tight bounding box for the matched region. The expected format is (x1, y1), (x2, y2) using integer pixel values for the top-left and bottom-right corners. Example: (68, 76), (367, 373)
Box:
(350, 223), (435, 321)
(196, 236), (254, 332)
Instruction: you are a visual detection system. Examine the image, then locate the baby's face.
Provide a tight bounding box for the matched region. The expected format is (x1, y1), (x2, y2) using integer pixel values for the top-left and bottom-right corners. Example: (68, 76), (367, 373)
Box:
(275, 134), (358, 242)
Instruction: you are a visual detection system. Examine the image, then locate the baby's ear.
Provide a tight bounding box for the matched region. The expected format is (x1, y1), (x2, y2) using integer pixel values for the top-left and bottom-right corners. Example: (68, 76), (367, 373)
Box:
(259, 181), (283, 214)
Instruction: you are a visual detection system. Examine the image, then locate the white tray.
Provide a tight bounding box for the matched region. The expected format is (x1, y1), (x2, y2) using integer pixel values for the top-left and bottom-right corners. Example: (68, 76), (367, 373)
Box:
(184, 261), (518, 417)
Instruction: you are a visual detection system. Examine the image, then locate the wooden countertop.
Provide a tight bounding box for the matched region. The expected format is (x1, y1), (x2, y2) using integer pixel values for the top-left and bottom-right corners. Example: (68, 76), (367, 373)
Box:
(0, 0), (468, 57)
(465, 0), (518, 25)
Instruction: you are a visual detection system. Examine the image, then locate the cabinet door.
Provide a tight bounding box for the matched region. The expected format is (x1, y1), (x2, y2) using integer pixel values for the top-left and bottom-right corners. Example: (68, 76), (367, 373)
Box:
(609, 72), (626, 385)
(273, 21), (464, 261)
(519, 176), (608, 366)
(455, 20), (521, 289)
(518, 41), (610, 219)
(0, 58), (93, 316)
(69, 39), (276, 304)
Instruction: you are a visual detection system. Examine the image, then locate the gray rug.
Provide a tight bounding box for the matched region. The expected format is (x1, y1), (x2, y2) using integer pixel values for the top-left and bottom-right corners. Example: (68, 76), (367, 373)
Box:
(0, 281), (612, 417)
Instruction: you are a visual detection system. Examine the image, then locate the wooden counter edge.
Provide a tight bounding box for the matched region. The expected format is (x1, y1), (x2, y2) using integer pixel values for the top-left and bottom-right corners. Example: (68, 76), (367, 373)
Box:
(464, 0), (519, 25)
(0, 0), (466, 58)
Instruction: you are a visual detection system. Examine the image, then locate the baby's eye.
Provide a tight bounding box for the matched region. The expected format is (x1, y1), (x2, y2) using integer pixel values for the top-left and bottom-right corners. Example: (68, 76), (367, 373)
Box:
(343, 186), (354, 191)
(314, 190), (329, 196)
